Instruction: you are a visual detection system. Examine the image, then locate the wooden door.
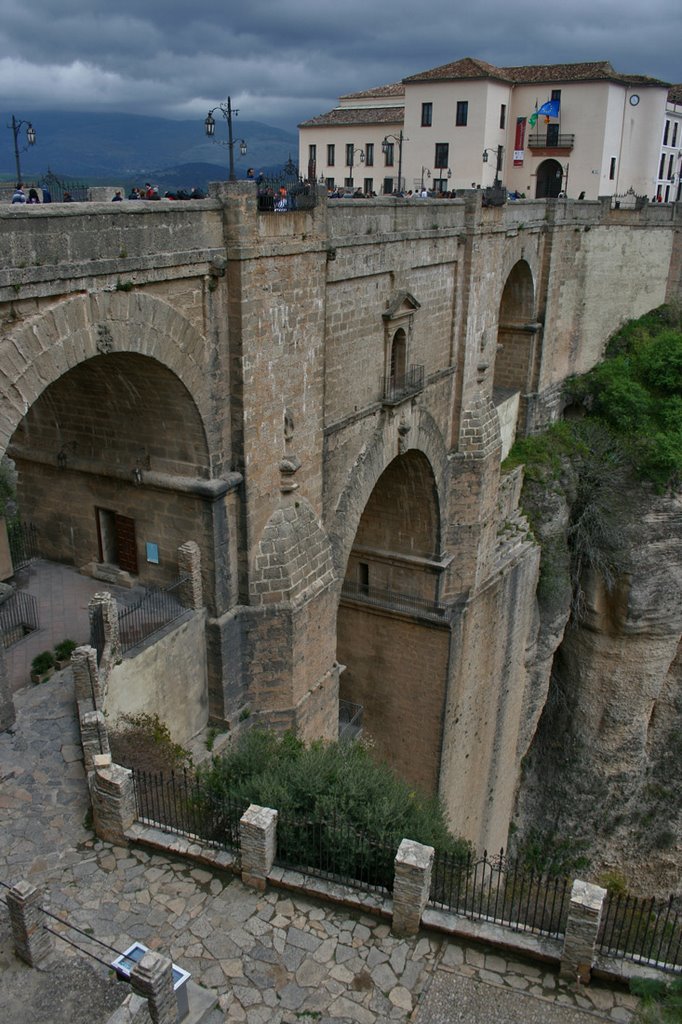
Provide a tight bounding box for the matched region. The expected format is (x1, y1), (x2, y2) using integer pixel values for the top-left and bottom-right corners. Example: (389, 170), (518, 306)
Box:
(114, 514), (138, 574)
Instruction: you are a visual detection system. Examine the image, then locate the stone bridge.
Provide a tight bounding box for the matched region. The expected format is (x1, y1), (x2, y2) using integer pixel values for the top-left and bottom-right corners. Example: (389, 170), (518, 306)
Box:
(0, 186), (679, 852)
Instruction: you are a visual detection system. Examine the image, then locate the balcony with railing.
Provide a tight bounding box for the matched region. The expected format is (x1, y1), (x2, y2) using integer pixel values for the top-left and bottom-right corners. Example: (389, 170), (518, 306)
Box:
(382, 364), (424, 405)
(527, 133), (575, 151)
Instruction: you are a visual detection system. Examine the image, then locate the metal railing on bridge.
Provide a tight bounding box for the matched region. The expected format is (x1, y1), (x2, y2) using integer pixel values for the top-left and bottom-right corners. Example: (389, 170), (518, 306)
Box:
(341, 579), (447, 622)
(6, 521), (39, 571)
(90, 575), (191, 663)
(382, 364), (424, 404)
(256, 160), (318, 213)
(597, 892), (682, 972)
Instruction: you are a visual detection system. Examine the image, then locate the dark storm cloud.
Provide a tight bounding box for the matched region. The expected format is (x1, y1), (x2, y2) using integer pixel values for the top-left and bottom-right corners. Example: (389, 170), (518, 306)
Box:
(1, 0), (679, 130)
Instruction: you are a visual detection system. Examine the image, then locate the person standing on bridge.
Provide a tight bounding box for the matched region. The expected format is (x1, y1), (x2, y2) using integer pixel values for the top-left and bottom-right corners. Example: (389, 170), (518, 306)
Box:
(11, 184), (26, 203)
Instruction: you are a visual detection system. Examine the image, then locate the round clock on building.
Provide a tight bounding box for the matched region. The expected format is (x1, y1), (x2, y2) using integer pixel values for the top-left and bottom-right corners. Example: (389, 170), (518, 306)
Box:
(629, 94), (640, 106)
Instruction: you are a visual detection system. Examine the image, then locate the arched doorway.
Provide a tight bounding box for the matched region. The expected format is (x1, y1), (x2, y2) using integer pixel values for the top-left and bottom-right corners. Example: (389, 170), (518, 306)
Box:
(336, 450), (450, 796)
(493, 261), (536, 455)
(535, 159), (563, 198)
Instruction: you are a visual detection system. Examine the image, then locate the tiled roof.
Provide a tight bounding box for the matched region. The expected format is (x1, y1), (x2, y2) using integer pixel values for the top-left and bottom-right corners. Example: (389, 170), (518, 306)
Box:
(505, 61), (669, 87)
(340, 82), (405, 99)
(299, 106), (404, 129)
(668, 84), (682, 104)
(402, 56), (670, 89)
(404, 57), (512, 84)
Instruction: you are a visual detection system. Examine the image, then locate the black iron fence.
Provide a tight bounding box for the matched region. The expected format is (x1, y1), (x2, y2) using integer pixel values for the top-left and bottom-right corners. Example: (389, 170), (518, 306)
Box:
(0, 590), (39, 648)
(429, 848), (571, 938)
(118, 576), (190, 655)
(6, 521), (39, 571)
(597, 892), (682, 972)
(256, 161), (318, 213)
(341, 579), (447, 622)
(90, 603), (105, 665)
(339, 699), (363, 742)
(275, 810), (396, 895)
(132, 767), (246, 853)
(383, 364), (425, 404)
(42, 169), (89, 203)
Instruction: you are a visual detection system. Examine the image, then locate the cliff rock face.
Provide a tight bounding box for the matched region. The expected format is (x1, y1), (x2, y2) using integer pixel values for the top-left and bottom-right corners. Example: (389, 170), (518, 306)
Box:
(514, 486), (682, 896)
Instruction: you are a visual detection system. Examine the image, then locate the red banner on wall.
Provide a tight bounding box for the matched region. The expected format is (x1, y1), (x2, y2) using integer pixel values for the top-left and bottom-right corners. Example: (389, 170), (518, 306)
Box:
(514, 118), (526, 166)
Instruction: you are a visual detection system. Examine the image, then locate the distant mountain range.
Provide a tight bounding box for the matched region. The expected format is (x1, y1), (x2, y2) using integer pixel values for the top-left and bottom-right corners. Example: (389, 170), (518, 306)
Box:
(2, 110), (299, 190)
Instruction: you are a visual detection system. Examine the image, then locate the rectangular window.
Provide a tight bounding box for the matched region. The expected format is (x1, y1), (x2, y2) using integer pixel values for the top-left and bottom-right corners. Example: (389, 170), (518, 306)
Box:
(456, 101), (468, 126)
(327, 143), (335, 166)
(551, 89), (561, 103)
(344, 177), (354, 188)
(364, 178), (373, 195)
(345, 143), (355, 166)
(546, 123), (559, 147)
(672, 123), (678, 147)
(365, 143), (374, 166)
(358, 562), (369, 593)
(609, 157), (617, 180)
(325, 177), (335, 191)
(659, 153), (666, 178)
(384, 142), (394, 166)
(421, 102), (433, 127)
(308, 144), (316, 162)
(434, 142), (449, 169)
(500, 104), (507, 129)
(668, 154), (675, 179)
(383, 176), (394, 194)
(663, 120), (670, 146)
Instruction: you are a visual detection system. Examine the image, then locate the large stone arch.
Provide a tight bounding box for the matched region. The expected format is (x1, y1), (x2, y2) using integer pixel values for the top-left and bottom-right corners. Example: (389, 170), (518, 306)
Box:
(0, 291), (215, 465)
(329, 406), (449, 584)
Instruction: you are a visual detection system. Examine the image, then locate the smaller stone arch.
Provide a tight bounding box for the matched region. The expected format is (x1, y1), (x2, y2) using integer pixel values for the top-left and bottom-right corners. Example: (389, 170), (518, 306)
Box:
(493, 259), (538, 455)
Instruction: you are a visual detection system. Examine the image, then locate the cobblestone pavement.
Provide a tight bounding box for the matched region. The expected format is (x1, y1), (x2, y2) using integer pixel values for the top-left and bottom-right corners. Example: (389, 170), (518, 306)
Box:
(0, 674), (641, 1023)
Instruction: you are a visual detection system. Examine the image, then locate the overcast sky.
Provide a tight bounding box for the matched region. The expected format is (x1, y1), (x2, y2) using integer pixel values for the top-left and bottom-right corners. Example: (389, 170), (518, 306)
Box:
(2, 0), (679, 132)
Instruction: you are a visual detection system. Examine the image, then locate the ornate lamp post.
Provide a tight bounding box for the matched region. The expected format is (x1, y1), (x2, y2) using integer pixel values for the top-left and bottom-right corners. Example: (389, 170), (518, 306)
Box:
(204, 97), (247, 181)
(9, 115), (36, 183)
(382, 131), (408, 194)
(346, 146), (365, 187)
(482, 145), (504, 189)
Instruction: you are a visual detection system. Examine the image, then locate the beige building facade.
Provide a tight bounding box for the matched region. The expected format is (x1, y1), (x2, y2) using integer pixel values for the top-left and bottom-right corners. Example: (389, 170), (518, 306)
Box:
(300, 58), (671, 200)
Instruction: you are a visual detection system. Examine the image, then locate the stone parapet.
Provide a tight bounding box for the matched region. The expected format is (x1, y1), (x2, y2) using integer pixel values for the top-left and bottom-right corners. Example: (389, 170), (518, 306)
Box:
(80, 708), (110, 773)
(240, 804), (278, 890)
(392, 838), (434, 936)
(7, 880), (53, 966)
(72, 644), (103, 708)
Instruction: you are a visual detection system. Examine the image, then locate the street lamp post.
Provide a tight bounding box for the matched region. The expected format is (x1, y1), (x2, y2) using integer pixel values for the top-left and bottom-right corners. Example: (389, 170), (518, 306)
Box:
(9, 115), (36, 184)
(204, 97), (247, 181)
(382, 131), (408, 194)
(482, 145), (504, 189)
(347, 146), (365, 187)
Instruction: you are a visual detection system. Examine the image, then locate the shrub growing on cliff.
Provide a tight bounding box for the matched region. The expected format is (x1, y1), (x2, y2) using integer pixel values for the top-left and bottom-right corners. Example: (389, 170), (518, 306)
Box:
(564, 304), (682, 491)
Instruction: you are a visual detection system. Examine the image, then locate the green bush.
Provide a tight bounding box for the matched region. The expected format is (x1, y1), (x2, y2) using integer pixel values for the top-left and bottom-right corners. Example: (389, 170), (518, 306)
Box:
(198, 730), (470, 871)
(54, 638), (77, 662)
(31, 650), (55, 676)
(631, 976), (682, 1023)
(109, 713), (192, 773)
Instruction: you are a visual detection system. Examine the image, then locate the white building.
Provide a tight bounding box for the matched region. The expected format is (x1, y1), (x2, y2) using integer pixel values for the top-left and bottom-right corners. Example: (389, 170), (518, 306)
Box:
(656, 85), (682, 203)
(299, 58), (671, 200)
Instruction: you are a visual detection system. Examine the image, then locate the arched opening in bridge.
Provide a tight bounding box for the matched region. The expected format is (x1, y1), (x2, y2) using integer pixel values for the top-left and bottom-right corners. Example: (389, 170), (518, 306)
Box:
(336, 450), (450, 796)
(493, 260), (536, 456)
(3, 352), (212, 692)
(535, 159), (563, 198)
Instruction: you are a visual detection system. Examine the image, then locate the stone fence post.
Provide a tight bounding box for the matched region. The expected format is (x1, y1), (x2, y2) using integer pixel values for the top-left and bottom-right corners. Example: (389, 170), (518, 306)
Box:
(72, 644), (103, 709)
(0, 643), (16, 732)
(177, 541), (203, 610)
(90, 754), (135, 846)
(7, 880), (53, 966)
(130, 950), (176, 1024)
(88, 591), (121, 675)
(392, 839), (434, 936)
(240, 805), (278, 891)
(560, 879), (607, 983)
(80, 709), (110, 774)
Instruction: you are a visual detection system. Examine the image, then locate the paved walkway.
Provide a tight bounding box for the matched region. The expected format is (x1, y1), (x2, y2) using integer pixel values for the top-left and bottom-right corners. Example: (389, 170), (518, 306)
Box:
(4, 559), (140, 693)
(0, 675), (641, 1023)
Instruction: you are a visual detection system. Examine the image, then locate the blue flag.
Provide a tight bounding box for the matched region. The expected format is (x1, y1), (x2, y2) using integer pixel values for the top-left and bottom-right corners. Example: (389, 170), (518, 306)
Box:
(538, 99), (560, 119)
